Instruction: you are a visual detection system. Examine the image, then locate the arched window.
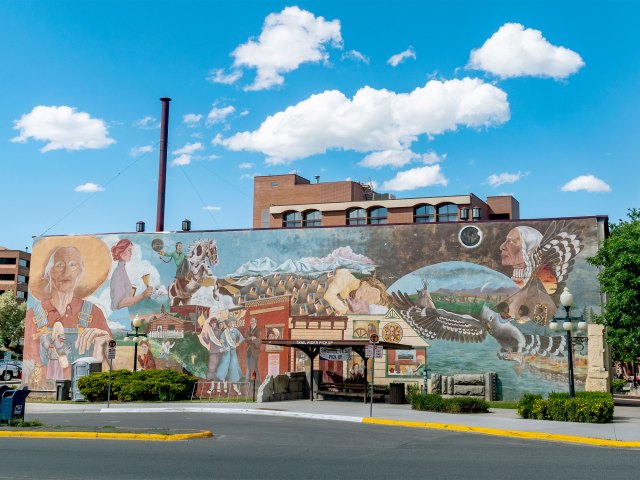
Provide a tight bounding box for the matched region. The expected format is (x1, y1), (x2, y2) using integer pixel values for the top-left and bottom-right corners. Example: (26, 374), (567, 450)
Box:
(367, 207), (388, 225)
(347, 208), (366, 225)
(437, 203), (458, 223)
(283, 211), (302, 228)
(414, 204), (435, 223)
(303, 210), (322, 227)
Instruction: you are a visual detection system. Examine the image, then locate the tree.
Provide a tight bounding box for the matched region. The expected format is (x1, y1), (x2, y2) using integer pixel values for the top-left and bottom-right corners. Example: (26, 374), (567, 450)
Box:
(0, 291), (26, 353)
(587, 209), (640, 365)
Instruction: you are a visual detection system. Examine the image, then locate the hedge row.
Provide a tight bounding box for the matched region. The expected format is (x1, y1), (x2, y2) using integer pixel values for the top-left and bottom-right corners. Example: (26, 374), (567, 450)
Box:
(411, 393), (489, 413)
(77, 369), (198, 402)
(517, 391), (614, 424)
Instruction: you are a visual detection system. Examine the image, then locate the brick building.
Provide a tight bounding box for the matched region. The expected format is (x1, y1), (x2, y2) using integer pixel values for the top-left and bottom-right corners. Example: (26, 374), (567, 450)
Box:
(0, 247), (31, 302)
(253, 174), (519, 229)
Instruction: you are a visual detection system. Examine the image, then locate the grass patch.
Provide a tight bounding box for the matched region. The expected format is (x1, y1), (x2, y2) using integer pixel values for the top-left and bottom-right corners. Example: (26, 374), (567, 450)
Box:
(6, 419), (43, 427)
(488, 400), (518, 409)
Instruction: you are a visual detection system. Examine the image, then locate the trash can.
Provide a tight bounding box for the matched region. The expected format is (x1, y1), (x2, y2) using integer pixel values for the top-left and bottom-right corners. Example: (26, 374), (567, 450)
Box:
(0, 386), (30, 424)
(56, 380), (71, 401)
(390, 382), (406, 404)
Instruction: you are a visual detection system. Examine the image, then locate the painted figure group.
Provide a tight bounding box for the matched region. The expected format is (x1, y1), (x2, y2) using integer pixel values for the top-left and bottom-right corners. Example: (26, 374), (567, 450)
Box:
(198, 312), (256, 395)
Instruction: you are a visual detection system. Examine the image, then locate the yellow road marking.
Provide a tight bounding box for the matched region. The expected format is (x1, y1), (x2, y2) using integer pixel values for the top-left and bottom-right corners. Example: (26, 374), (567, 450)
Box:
(362, 418), (640, 448)
(0, 430), (213, 441)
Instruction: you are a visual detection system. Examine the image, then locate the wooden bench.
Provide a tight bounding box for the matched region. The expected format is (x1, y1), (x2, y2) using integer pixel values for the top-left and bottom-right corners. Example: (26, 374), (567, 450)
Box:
(317, 382), (387, 402)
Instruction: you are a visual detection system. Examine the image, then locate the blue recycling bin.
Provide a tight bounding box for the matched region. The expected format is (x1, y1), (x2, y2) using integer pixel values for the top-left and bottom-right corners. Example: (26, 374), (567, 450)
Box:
(0, 386), (30, 424)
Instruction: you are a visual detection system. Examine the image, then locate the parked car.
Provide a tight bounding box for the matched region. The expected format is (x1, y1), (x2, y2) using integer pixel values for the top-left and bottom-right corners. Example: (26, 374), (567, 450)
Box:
(0, 360), (22, 381)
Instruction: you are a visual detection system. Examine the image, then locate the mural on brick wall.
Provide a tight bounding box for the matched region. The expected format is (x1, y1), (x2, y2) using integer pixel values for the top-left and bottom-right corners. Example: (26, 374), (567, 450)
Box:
(23, 218), (602, 400)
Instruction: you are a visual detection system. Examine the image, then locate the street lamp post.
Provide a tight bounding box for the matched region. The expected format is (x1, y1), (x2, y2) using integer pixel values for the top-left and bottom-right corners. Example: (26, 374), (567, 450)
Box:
(549, 287), (588, 398)
(125, 315), (147, 371)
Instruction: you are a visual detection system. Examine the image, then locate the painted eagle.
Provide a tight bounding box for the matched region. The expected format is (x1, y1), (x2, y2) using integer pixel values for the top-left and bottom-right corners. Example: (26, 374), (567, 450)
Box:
(392, 291), (567, 364)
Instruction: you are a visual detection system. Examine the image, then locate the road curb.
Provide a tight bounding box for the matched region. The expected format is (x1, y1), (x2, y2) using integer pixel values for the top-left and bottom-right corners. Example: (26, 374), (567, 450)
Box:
(0, 430), (212, 441)
(362, 418), (640, 448)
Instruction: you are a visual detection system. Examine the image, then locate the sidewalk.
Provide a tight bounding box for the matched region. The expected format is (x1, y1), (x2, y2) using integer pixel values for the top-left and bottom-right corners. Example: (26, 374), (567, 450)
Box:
(24, 399), (640, 446)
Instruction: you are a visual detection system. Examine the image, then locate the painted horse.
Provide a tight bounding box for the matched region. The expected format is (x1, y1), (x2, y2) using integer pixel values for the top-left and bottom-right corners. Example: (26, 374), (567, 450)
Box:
(168, 239), (219, 306)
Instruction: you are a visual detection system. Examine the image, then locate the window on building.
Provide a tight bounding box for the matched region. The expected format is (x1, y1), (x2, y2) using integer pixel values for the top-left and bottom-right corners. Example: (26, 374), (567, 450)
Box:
(19, 259), (29, 268)
(437, 203), (458, 222)
(0, 274), (15, 281)
(414, 204), (435, 223)
(17, 275), (27, 284)
(303, 210), (322, 227)
(16, 291), (26, 299)
(271, 181), (279, 187)
(0, 258), (16, 265)
(368, 207), (388, 224)
(283, 211), (302, 228)
(347, 208), (366, 225)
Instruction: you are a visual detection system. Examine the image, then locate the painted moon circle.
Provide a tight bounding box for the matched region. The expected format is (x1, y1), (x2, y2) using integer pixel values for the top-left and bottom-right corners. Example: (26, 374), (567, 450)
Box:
(458, 226), (483, 248)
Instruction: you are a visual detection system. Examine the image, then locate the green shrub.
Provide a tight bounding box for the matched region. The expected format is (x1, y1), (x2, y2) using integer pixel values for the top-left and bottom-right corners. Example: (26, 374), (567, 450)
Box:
(406, 383), (421, 402)
(612, 379), (626, 393)
(516, 391), (614, 423)
(516, 393), (543, 419)
(411, 393), (489, 413)
(77, 369), (197, 402)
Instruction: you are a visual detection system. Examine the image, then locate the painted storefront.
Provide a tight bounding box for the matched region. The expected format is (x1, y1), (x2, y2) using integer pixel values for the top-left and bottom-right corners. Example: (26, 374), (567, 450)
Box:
(23, 218), (604, 400)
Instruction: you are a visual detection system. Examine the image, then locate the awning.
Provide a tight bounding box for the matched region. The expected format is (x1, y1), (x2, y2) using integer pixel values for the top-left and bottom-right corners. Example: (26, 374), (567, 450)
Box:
(261, 339), (415, 401)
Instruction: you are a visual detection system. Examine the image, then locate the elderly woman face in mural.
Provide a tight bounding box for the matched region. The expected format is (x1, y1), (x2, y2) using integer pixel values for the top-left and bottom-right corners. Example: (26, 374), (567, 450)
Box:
(47, 247), (83, 296)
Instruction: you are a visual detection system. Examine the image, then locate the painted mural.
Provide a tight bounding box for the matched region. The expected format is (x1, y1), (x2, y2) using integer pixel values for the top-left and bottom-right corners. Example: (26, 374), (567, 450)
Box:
(23, 218), (603, 400)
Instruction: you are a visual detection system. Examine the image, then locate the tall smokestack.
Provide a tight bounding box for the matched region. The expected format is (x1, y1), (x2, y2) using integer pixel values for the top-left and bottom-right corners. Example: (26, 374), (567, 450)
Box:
(156, 97), (171, 232)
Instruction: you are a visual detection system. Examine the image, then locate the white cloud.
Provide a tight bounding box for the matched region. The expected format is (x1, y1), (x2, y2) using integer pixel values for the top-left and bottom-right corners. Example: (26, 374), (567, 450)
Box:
(422, 151), (446, 165)
(487, 171), (528, 187)
(240, 110), (250, 116)
(173, 142), (204, 155)
(468, 23), (585, 79)
(74, 182), (105, 193)
(238, 162), (254, 169)
(171, 142), (204, 166)
(204, 205), (222, 211)
(130, 145), (154, 156)
(134, 116), (158, 129)
(360, 150), (418, 169)
(342, 49), (369, 64)
(207, 105), (236, 125)
(183, 113), (202, 127)
(380, 165), (447, 191)
(207, 68), (243, 85)
(240, 172), (261, 180)
(387, 47), (416, 67)
(171, 154), (191, 166)
(12, 105), (115, 152)
(221, 78), (509, 164)
(561, 175), (611, 193)
(229, 6), (342, 90)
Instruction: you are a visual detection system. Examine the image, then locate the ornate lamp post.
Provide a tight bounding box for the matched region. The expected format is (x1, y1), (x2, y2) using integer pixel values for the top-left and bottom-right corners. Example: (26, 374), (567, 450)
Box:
(549, 288), (588, 398)
(124, 314), (147, 371)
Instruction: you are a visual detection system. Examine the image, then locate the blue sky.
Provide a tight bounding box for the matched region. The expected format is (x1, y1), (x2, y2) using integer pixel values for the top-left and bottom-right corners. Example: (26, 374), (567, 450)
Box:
(2, 0), (638, 250)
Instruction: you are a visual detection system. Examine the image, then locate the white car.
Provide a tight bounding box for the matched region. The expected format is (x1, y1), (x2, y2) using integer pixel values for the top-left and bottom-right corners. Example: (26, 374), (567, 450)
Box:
(0, 360), (22, 381)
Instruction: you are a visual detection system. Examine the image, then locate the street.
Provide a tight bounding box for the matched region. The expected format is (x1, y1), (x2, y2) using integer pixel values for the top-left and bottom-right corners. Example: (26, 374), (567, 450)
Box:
(0, 412), (637, 480)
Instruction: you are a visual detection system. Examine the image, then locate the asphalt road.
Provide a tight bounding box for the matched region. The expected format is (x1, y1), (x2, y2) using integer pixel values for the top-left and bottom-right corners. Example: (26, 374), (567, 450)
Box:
(1, 412), (638, 480)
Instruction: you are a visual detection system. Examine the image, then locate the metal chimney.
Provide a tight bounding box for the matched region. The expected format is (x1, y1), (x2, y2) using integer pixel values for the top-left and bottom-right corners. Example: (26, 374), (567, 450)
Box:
(156, 97), (171, 232)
